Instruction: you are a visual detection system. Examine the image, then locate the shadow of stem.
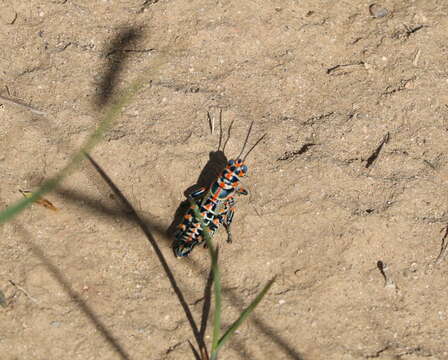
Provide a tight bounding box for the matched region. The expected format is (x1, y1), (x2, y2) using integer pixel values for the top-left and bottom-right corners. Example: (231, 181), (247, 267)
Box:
(1, 207), (131, 359)
(83, 152), (209, 357)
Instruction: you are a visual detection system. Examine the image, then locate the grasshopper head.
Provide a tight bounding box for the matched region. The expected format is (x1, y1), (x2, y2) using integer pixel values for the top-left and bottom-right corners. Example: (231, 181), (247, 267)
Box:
(227, 159), (248, 177)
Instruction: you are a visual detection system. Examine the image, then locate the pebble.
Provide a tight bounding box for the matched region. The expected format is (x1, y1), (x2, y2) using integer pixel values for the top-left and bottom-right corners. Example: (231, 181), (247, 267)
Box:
(0, 5), (17, 25)
(369, 4), (389, 18)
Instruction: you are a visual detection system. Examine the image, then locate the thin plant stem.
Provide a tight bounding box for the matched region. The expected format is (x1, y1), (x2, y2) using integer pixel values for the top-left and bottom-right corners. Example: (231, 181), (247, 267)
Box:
(189, 202), (222, 359)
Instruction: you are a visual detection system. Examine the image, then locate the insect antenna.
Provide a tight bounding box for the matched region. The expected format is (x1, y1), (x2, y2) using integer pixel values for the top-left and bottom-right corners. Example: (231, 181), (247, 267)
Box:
(222, 119), (234, 153)
(242, 133), (267, 162)
(237, 121), (254, 159)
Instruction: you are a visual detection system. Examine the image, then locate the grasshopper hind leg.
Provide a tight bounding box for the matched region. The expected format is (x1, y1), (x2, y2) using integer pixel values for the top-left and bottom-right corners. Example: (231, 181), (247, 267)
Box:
(223, 198), (236, 243)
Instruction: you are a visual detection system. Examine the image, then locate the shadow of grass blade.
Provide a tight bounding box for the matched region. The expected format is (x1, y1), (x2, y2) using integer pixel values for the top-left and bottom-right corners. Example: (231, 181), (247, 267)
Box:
(0, 79), (145, 224)
(0, 41), (179, 224)
(189, 201), (221, 358)
(215, 277), (275, 354)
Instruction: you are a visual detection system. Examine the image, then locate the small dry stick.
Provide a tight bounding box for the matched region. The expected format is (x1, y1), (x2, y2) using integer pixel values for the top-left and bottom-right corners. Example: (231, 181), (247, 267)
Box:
(9, 280), (38, 303)
(435, 226), (448, 264)
(207, 111), (214, 135)
(0, 94), (47, 116)
(365, 132), (390, 168)
(413, 48), (421, 66)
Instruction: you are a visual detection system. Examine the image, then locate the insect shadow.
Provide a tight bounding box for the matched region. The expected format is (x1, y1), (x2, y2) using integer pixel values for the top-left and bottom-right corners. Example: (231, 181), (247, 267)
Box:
(167, 112), (269, 258)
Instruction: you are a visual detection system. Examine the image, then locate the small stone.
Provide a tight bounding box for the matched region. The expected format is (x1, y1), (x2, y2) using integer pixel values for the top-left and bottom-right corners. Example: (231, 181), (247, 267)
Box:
(369, 4), (389, 18)
(0, 5), (17, 25)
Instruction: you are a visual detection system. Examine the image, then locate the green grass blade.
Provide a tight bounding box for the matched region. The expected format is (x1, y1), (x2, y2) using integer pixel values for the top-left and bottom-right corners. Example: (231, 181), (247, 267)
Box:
(210, 253), (222, 355)
(189, 202), (222, 357)
(210, 251), (221, 360)
(0, 78), (145, 224)
(0, 178), (59, 224)
(0, 43), (178, 224)
(214, 277), (275, 354)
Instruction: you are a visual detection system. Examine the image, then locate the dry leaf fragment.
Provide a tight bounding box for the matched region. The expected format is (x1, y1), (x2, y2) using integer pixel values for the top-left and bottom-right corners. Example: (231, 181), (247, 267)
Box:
(19, 189), (59, 211)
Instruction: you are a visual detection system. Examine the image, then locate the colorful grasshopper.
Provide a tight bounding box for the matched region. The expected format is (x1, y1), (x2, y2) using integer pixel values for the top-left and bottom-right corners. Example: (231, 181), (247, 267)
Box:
(173, 119), (265, 257)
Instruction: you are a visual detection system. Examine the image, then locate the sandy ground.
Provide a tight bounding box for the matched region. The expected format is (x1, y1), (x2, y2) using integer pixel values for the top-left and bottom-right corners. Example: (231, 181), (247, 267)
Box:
(1, 0), (448, 359)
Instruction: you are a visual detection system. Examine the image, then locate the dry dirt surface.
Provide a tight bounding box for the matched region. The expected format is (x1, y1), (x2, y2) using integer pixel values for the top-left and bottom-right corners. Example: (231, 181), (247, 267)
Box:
(1, 0), (448, 359)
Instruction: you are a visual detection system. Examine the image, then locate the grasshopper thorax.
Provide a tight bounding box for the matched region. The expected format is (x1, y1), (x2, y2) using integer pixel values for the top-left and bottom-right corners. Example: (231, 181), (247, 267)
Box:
(211, 158), (249, 197)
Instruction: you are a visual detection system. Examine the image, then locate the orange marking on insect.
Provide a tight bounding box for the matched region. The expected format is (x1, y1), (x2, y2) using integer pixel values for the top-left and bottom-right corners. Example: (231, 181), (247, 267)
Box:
(212, 187), (222, 201)
(213, 218), (219, 225)
(184, 214), (192, 220)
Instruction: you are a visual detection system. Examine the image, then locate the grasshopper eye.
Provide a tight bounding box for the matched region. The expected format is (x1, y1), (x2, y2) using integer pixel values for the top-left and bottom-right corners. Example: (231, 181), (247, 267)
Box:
(241, 165), (248, 173)
(228, 160), (235, 166)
